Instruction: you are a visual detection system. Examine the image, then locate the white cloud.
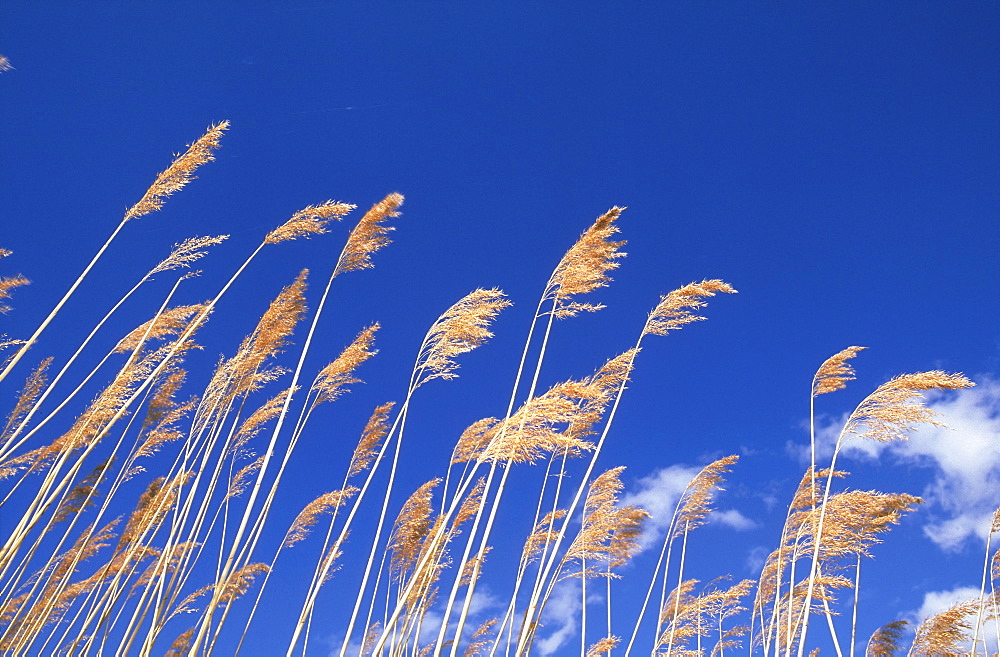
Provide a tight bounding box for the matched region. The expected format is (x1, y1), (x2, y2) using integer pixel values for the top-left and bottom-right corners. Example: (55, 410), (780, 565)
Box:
(745, 545), (769, 573)
(891, 379), (1000, 551)
(417, 586), (503, 646)
(713, 508), (757, 531)
(621, 464), (701, 550)
(535, 579), (581, 656)
(912, 585), (981, 621)
(622, 462), (753, 554)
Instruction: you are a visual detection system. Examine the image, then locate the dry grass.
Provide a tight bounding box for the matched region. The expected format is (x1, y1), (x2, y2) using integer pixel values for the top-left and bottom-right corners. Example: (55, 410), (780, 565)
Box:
(0, 118), (988, 657)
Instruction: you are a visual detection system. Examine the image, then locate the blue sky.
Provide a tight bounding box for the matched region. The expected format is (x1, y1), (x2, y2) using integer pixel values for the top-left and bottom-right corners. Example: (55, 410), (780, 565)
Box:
(2, 2), (999, 655)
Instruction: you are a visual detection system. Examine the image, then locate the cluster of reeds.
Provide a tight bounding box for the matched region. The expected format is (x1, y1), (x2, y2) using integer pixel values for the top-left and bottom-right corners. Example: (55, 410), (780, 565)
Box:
(0, 112), (994, 656)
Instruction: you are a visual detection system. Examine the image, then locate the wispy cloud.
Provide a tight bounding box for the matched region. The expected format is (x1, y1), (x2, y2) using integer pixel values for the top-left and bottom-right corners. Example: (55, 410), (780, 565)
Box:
(713, 508), (757, 531)
(535, 579), (582, 656)
(622, 464), (701, 549)
(623, 462), (754, 553)
(911, 585), (981, 621)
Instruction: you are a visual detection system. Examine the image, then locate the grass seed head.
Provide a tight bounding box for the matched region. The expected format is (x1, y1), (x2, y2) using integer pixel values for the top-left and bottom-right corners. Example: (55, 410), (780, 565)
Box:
(125, 122), (229, 222)
(264, 200), (355, 244)
(548, 207), (627, 317)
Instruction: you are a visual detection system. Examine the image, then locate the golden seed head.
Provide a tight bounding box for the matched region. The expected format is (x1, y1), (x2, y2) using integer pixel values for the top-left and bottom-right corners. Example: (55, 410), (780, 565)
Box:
(643, 279), (737, 338)
(547, 207), (627, 318)
(416, 288), (511, 386)
(125, 122), (229, 222)
(813, 346), (867, 396)
(337, 193), (404, 274)
(264, 200), (355, 244)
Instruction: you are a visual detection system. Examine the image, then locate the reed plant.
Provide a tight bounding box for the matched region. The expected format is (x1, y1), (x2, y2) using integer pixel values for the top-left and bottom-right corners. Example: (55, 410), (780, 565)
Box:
(0, 71), (993, 655)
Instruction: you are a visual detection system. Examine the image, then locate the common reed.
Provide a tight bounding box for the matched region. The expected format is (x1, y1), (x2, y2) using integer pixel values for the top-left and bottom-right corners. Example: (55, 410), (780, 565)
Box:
(0, 114), (991, 657)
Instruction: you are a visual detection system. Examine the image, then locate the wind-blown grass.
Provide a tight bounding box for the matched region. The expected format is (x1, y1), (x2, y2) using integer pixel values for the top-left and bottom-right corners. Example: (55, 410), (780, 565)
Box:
(0, 110), (992, 657)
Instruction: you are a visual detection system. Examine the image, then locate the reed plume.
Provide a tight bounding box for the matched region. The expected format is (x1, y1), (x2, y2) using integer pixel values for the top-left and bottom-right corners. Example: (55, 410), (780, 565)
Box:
(311, 324), (379, 405)
(0, 274), (29, 315)
(124, 122), (229, 222)
(335, 193), (404, 274)
(564, 467), (648, 577)
(218, 563), (269, 606)
(846, 371), (974, 443)
(415, 288), (511, 386)
(283, 489), (358, 548)
(672, 455), (740, 540)
(389, 479), (441, 580)
(546, 207), (626, 318)
(263, 201), (355, 244)
(149, 235), (229, 275)
(1, 357), (51, 441)
(909, 598), (977, 655)
(348, 402), (395, 477)
(866, 620), (908, 657)
(812, 347), (866, 397)
(586, 635), (619, 657)
(642, 279), (738, 337)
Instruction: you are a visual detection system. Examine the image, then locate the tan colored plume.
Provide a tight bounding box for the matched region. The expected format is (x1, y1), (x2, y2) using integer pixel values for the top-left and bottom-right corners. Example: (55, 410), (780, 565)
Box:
(264, 201), (355, 244)
(813, 346), (866, 396)
(124, 122), (228, 221)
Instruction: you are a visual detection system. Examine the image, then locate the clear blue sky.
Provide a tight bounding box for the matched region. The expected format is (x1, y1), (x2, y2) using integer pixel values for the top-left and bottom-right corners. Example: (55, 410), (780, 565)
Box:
(2, 2), (998, 655)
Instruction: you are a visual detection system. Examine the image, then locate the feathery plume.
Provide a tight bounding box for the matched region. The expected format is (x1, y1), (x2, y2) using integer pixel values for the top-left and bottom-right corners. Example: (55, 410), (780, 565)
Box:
(166, 585), (213, 621)
(336, 192), (404, 273)
(115, 303), (209, 353)
(547, 207), (626, 318)
(642, 279), (737, 337)
(464, 618), (498, 657)
(657, 579), (700, 649)
(361, 622), (381, 657)
(118, 471), (192, 549)
(820, 490), (921, 560)
(348, 402), (395, 477)
(0, 274), (29, 314)
(164, 628), (195, 656)
(264, 200), (355, 244)
(124, 122), (228, 221)
(226, 456), (264, 500)
(458, 547), (492, 586)
(480, 351), (633, 464)
(585, 636), (619, 657)
(415, 288), (511, 385)
(451, 417), (499, 464)
(389, 479), (440, 579)
(910, 598), (977, 655)
(52, 458), (113, 524)
(813, 346), (866, 396)
(0, 56), (11, 72)
(452, 477), (487, 530)
(659, 578), (753, 654)
(673, 455), (739, 539)
(140, 367), (187, 431)
(283, 488), (358, 548)
(523, 510), (567, 564)
(565, 467), (649, 575)
(311, 324), (379, 404)
(230, 387), (292, 455)
(219, 563), (270, 605)
(1, 357), (51, 439)
(866, 619), (908, 657)
(149, 234), (229, 274)
(847, 371), (974, 443)
(223, 270), (308, 398)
